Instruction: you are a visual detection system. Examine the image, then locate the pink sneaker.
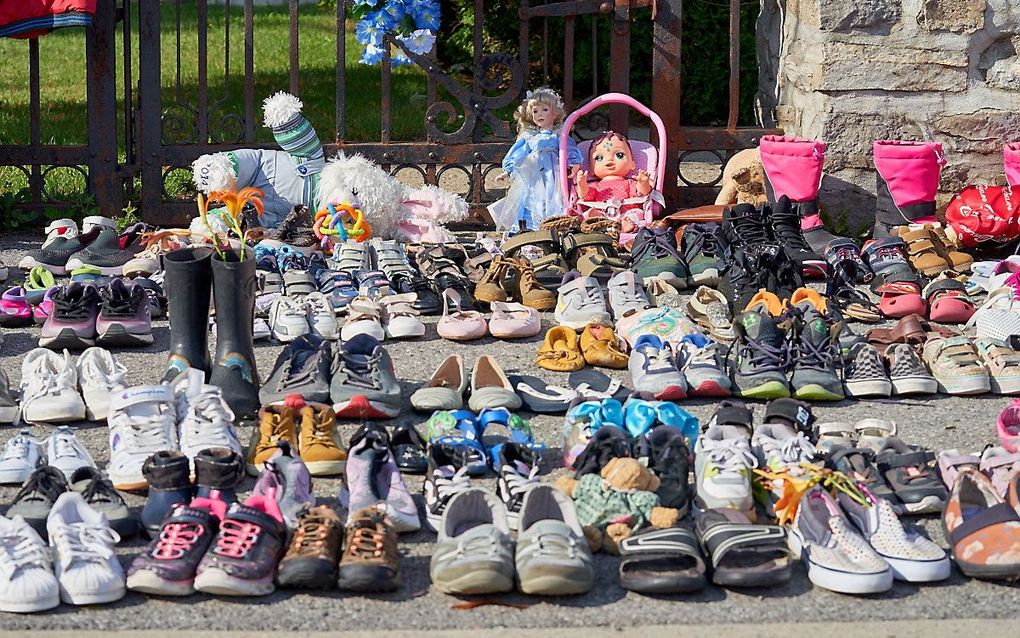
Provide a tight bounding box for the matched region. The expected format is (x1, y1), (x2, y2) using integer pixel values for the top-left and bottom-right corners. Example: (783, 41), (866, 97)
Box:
(997, 399), (1020, 452)
(0, 287), (33, 327)
(32, 287), (57, 325)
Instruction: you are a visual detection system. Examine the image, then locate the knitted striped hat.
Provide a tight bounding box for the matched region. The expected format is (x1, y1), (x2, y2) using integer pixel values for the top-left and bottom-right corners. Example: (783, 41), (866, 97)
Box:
(263, 91), (324, 207)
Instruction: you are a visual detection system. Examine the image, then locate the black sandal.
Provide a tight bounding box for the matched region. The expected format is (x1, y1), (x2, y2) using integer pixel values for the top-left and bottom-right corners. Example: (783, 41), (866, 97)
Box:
(695, 509), (793, 587)
(618, 527), (707, 594)
(390, 423), (428, 474)
(875, 438), (947, 515)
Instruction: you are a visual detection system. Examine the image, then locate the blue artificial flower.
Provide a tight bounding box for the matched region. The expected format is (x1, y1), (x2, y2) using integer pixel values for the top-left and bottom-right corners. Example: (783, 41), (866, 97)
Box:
(360, 42), (385, 65)
(397, 29), (435, 56)
(391, 44), (412, 67)
(353, 0), (379, 6)
(366, 7), (397, 32)
(413, 1), (440, 31)
(381, 1), (406, 25)
(355, 19), (383, 46)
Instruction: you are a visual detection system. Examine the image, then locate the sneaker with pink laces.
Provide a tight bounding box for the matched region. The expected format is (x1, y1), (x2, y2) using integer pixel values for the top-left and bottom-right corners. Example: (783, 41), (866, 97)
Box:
(126, 491), (228, 596)
(998, 400), (1020, 453)
(193, 489), (287, 596)
(0, 287), (32, 327)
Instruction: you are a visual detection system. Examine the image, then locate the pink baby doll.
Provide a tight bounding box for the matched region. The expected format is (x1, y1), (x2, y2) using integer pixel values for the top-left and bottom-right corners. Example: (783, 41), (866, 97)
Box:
(574, 131), (653, 238)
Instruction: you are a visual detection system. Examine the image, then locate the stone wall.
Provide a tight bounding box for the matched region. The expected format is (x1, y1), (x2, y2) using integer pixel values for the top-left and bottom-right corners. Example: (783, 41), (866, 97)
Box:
(759, 0), (1020, 233)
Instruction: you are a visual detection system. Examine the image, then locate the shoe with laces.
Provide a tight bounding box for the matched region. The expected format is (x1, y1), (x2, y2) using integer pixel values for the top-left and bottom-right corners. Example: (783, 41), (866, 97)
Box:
(682, 222), (726, 285)
(685, 286), (734, 341)
(268, 295), (310, 343)
(95, 279), (153, 346)
(252, 442), (315, 529)
(769, 196), (826, 275)
(46, 426), (95, 481)
(495, 442), (540, 531)
(0, 514), (60, 613)
(260, 335), (333, 406)
(751, 422), (819, 505)
(76, 347), (128, 421)
(40, 283), (100, 350)
(140, 451), (192, 535)
(607, 270), (652, 320)
(337, 505), (401, 592)
(677, 334), (732, 397)
(297, 400), (347, 476)
(554, 271), (612, 330)
(341, 424), (420, 533)
(430, 488), (514, 594)
(303, 291), (338, 340)
(47, 491), (126, 605)
(423, 443), (473, 532)
(380, 293), (426, 339)
(127, 492), (228, 596)
(825, 238), (874, 284)
(0, 430), (42, 485)
(631, 226), (690, 286)
(515, 484), (594, 595)
(64, 223), (149, 275)
(789, 486), (893, 594)
(276, 505), (344, 589)
(628, 334), (687, 400)
(729, 306), (791, 400)
(69, 466), (137, 539)
(331, 335), (402, 419)
(843, 342), (891, 398)
(885, 343), (937, 395)
(21, 224), (105, 275)
(246, 404), (299, 475)
(836, 484), (950, 582)
(20, 348), (86, 423)
(340, 295), (385, 341)
(172, 368), (242, 462)
(193, 490), (288, 596)
(7, 466), (69, 538)
(723, 203), (773, 250)
(694, 425), (757, 514)
(106, 385), (178, 490)
(789, 305), (844, 401)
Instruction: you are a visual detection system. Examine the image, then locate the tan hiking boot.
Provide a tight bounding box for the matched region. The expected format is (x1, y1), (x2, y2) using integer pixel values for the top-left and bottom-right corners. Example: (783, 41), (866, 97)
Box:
(511, 258), (556, 310)
(336, 505), (400, 592)
(474, 257), (512, 305)
(246, 404), (298, 475)
(276, 505), (344, 589)
(298, 402), (347, 476)
(894, 227), (948, 277)
(927, 224), (973, 273)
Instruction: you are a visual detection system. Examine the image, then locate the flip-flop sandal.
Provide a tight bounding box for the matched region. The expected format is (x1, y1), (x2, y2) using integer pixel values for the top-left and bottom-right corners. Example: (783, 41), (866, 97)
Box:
(567, 369), (630, 402)
(695, 509), (793, 587)
(875, 438), (947, 514)
(508, 374), (578, 414)
(476, 407), (546, 467)
(815, 421), (856, 454)
(424, 410), (489, 476)
(618, 527), (707, 594)
(854, 418), (897, 452)
(923, 279), (975, 324)
(390, 423), (428, 474)
(936, 449), (979, 488)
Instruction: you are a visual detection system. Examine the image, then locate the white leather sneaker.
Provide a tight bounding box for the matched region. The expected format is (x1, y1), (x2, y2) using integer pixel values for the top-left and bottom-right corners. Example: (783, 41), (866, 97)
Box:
(20, 348), (86, 423)
(106, 385), (178, 490)
(47, 492), (125, 605)
(76, 347), (129, 421)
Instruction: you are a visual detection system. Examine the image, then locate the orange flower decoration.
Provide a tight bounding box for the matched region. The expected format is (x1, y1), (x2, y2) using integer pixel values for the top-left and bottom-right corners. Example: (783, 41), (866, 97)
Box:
(208, 187), (265, 222)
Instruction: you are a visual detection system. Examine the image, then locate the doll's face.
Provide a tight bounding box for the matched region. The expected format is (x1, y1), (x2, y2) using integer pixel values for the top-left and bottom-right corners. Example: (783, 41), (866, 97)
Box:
(591, 135), (635, 178)
(530, 101), (557, 130)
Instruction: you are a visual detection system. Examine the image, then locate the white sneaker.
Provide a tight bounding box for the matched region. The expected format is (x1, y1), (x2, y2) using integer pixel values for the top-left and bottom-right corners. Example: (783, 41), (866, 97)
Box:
(304, 291), (339, 340)
(20, 348), (86, 423)
(341, 295), (385, 341)
(76, 347), (128, 421)
(46, 492), (125, 605)
(381, 293), (426, 339)
(172, 367), (242, 461)
(46, 427), (95, 480)
(0, 429), (42, 485)
(253, 317), (271, 341)
(106, 385), (178, 490)
(0, 515), (59, 613)
(268, 295), (310, 342)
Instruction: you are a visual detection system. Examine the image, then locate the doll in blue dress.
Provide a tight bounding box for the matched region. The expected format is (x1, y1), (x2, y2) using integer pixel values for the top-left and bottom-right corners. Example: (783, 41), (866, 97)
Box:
(489, 88), (582, 231)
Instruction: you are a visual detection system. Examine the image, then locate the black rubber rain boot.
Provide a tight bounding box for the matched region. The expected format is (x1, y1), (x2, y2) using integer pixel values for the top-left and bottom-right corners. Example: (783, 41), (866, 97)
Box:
(162, 247), (213, 382)
(209, 250), (260, 419)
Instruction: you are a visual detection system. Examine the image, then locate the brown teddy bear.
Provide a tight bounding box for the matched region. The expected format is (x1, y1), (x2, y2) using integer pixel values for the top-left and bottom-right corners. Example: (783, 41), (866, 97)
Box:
(715, 147), (767, 207)
(554, 457), (680, 555)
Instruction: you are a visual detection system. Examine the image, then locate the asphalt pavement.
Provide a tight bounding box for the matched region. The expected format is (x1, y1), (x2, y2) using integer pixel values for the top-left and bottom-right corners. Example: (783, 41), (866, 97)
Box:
(0, 232), (1018, 632)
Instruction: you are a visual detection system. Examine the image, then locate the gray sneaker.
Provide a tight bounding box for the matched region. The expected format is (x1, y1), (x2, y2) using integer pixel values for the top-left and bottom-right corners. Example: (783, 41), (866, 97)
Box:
(515, 485), (594, 595)
(843, 342), (892, 398)
(430, 488), (514, 594)
(330, 334), (402, 419)
(694, 425), (757, 514)
(554, 272), (611, 330)
(677, 335), (732, 397)
(606, 270), (651, 320)
(7, 465), (68, 539)
(259, 334), (333, 405)
(729, 306), (791, 400)
(628, 335), (687, 400)
(789, 305), (844, 401)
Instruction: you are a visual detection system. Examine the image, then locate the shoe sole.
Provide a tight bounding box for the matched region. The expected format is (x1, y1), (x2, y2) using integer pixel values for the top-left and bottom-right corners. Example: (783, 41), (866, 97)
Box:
(518, 570), (594, 596)
(0, 591), (60, 613)
(689, 380), (731, 398)
(19, 256), (66, 275)
(736, 380), (790, 400)
(890, 377), (938, 395)
(788, 529), (892, 594)
(337, 565), (400, 592)
(333, 395), (400, 419)
(59, 584), (127, 606)
(936, 376), (991, 396)
(794, 384), (845, 401)
(385, 326), (426, 340)
(844, 379), (892, 398)
(275, 558), (338, 590)
(522, 299), (556, 312)
(97, 323), (154, 347)
(39, 327), (94, 351)
(303, 459), (347, 476)
(65, 259), (125, 276)
(653, 385), (687, 401)
(882, 554), (951, 583)
(0, 314), (33, 328)
(193, 568), (275, 596)
(22, 403), (86, 424)
(126, 570), (196, 596)
(991, 377), (1020, 395)
(0, 468), (32, 485)
(432, 568), (514, 595)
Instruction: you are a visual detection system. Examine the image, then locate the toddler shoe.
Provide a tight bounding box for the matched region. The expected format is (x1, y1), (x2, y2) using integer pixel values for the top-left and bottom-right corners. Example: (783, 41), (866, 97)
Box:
(0, 286), (33, 327)
(554, 271), (611, 330)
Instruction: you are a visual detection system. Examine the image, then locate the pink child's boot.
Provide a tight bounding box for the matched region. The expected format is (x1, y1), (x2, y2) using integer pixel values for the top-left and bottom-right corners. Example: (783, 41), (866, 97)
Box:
(873, 140), (945, 237)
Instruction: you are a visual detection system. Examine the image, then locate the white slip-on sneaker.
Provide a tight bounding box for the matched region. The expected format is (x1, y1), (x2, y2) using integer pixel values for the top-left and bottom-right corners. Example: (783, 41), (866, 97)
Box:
(381, 293), (426, 339)
(106, 385), (178, 490)
(46, 427), (95, 480)
(20, 348), (86, 424)
(304, 291), (339, 340)
(46, 492), (125, 605)
(76, 346), (129, 421)
(0, 514), (60, 613)
(172, 367), (242, 462)
(341, 296), (386, 341)
(268, 295), (310, 343)
(0, 429), (43, 485)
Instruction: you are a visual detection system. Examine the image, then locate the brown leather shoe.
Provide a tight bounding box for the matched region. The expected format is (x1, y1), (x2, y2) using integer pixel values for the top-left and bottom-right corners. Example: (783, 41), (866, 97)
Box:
(927, 224), (973, 273)
(298, 402), (347, 476)
(510, 258), (556, 310)
(474, 256), (513, 305)
(895, 227), (949, 277)
(336, 505), (400, 592)
(276, 505), (344, 589)
(579, 324), (628, 369)
(246, 404), (298, 475)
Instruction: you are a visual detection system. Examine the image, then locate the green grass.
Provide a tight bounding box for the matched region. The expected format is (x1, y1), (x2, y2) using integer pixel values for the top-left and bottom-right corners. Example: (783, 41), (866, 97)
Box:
(0, 3), (431, 214)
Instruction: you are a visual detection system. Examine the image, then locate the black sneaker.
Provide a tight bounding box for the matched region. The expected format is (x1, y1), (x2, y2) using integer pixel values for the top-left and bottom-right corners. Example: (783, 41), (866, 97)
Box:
(20, 226), (104, 275)
(788, 304), (845, 402)
(762, 398), (816, 441)
(65, 223), (150, 276)
(194, 447), (245, 503)
(719, 247), (773, 313)
(571, 425), (631, 477)
(494, 442), (540, 531)
(768, 197), (826, 276)
(729, 305), (792, 400)
(259, 334), (333, 406)
(391, 271), (441, 315)
(141, 451), (192, 536)
(7, 465), (69, 539)
(722, 203), (773, 251)
(682, 222), (726, 286)
(416, 245), (475, 309)
(631, 226), (690, 286)
(639, 425), (691, 515)
(70, 466), (138, 539)
(422, 443), (472, 532)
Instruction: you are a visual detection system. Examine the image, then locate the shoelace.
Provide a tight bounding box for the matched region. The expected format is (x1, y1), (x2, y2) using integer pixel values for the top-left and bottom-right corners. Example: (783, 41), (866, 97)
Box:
(101, 286), (142, 318)
(794, 329), (836, 371)
(292, 514), (333, 553)
(275, 351), (319, 391)
(766, 433), (817, 466)
(0, 531), (50, 576)
(79, 475), (120, 506)
(631, 233), (681, 263)
(53, 288), (95, 320)
(455, 531), (503, 557)
(153, 521), (203, 560)
(502, 464), (539, 501)
(732, 215), (772, 246)
(79, 356), (127, 390)
(52, 432), (85, 460)
(214, 519), (261, 559)
(1, 434), (31, 462)
(22, 355), (76, 404)
(771, 210), (812, 251)
(530, 531), (581, 559)
(730, 335), (789, 374)
(52, 523), (118, 564)
(613, 281), (648, 309)
(702, 439), (757, 475)
(121, 416), (174, 453)
(181, 391), (235, 448)
(645, 347), (676, 372)
(338, 353), (381, 390)
(432, 466), (472, 504)
(11, 469), (64, 506)
(347, 517), (387, 558)
(687, 342), (722, 368)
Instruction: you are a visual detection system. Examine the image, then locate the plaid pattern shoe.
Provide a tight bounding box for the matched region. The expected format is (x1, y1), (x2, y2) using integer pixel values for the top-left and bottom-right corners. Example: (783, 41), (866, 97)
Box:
(844, 343), (892, 398)
(886, 344), (937, 396)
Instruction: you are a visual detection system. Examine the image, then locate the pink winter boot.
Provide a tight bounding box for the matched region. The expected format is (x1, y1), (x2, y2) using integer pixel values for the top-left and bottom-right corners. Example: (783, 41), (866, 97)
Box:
(873, 140), (945, 237)
(1005, 143), (1020, 188)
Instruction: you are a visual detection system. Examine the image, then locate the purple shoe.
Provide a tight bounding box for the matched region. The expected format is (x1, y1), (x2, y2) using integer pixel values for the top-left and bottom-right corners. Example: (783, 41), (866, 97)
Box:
(0, 286), (33, 327)
(251, 442), (314, 529)
(33, 287), (57, 325)
(339, 424), (420, 533)
(40, 283), (100, 350)
(96, 279), (153, 346)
